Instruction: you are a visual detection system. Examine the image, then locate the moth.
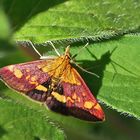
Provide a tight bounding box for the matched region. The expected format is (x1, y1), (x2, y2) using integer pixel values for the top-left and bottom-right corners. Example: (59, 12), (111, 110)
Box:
(0, 42), (105, 122)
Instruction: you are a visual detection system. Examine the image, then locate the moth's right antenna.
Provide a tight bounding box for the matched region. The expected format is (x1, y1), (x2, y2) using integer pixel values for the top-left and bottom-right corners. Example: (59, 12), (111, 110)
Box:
(72, 42), (89, 59)
(46, 41), (60, 56)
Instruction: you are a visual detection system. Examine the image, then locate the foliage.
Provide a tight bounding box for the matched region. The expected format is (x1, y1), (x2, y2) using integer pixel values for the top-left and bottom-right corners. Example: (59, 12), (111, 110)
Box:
(0, 0), (140, 140)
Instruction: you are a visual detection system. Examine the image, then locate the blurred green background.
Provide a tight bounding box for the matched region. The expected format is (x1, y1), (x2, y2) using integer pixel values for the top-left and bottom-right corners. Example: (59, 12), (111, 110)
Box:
(0, 0), (140, 140)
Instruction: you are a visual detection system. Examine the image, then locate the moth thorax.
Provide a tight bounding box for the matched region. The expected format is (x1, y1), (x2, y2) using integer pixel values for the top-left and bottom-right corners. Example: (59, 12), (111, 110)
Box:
(51, 77), (59, 88)
(50, 77), (63, 95)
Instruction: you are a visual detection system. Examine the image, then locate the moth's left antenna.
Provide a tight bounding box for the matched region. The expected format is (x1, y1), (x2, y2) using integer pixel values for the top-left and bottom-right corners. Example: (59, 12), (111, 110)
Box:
(28, 40), (42, 57)
(46, 41), (60, 56)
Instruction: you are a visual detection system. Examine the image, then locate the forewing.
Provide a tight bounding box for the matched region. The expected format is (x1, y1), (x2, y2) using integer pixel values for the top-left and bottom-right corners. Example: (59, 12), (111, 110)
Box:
(61, 67), (105, 121)
(0, 60), (53, 92)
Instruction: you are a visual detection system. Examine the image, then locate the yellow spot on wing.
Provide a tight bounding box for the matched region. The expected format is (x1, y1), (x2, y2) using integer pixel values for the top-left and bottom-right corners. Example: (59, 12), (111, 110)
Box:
(52, 92), (66, 103)
(84, 101), (94, 109)
(72, 93), (77, 100)
(31, 76), (37, 81)
(29, 81), (38, 86)
(14, 68), (23, 78)
(77, 97), (80, 102)
(94, 103), (102, 110)
(26, 75), (30, 80)
(26, 69), (30, 72)
(8, 65), (14, 71)
(36, 85), (48, 92)
(67, 97), (74, 103)
(82, 93), (86, 96)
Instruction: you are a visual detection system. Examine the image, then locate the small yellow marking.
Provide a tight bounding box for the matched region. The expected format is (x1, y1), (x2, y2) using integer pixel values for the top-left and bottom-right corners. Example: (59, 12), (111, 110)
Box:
(77, 97), (81, 102)
(82, 93), (86, 97)
(51, 92), (66, 103)
(14, 68), (23, 78)
(8, 65), (14, 71)
(29, 81), (38, 86)
(26, 69), (30, 72)
(51, 82), (55, 87)
(31, 76), (37, 81)
(35, 85), (48, 92)
(84, 101), (94, 109)
(26, 75), (30, 80)
(94, 103), (101, 110)
(67, 96), (74, 103)
(72, 93), (77, 100)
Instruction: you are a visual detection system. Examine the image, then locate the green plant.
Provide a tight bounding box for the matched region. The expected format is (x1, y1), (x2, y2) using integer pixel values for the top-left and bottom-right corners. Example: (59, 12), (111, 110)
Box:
(0, 0), (140, 140)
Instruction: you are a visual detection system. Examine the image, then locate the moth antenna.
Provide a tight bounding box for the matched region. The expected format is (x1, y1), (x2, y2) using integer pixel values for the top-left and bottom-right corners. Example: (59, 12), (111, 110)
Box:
(46, 41), (60, 56)
(28, 40), (42, 57)
(72, 42), (89, 59)
(72, 61), (100, 78)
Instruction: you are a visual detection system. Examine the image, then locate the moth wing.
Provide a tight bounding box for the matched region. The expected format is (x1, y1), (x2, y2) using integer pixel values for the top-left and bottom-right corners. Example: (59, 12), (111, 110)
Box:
(0, 59), (54, 92)
(60, 67), (105, 121)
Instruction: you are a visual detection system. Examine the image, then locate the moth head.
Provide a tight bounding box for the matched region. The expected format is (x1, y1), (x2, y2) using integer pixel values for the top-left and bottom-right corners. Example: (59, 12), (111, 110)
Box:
(64, 45), (72, 60)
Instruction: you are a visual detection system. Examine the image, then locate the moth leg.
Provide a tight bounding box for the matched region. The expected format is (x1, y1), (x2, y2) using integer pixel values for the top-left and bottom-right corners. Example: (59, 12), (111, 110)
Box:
(72, 62), (100, 78)
(40, 55), (57, 60)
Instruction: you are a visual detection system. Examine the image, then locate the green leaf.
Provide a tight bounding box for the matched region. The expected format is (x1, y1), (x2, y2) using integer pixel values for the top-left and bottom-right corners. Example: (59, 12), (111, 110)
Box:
(12, 0), (140, 119)
(14, 0), (140, 42)
(75, 34), (140, 119)
(1, 0), (67, 31)
(0, 0), (140, 139)
(2, 35), (140, 121)
(0, 7), (10, 40)
(33, 34), (139, 119)
(0, 98), (65, 140)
